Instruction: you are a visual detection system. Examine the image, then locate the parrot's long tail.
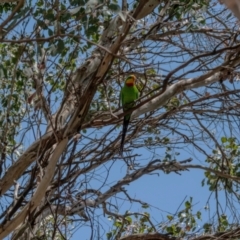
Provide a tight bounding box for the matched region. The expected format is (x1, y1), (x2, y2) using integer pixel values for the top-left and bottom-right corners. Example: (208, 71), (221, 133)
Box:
(120, 115), (130, 156)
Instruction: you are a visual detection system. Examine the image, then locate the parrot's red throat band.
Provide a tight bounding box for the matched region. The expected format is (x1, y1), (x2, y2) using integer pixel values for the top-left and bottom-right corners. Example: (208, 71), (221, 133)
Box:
(126, 83), (134, 86)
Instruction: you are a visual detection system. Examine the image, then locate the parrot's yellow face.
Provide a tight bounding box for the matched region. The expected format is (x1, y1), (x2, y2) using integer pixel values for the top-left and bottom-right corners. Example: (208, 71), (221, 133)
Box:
(125, 75), (136, 86)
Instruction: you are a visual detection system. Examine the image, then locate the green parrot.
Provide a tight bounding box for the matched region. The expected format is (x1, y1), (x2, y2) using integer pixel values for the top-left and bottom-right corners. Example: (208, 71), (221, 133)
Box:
(120, 75), (139, 155)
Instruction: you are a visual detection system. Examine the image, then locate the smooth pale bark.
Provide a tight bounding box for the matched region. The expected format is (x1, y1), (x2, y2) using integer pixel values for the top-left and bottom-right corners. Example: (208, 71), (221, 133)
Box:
(132, 71), (225, 119)
(0, 132), (53, 196)
(221, 0), (240, 20)
(0, 138), (68, 239)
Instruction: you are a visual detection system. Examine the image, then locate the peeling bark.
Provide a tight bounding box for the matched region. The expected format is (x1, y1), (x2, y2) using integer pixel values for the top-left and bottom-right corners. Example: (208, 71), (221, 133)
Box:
(0, 138), (68, 239)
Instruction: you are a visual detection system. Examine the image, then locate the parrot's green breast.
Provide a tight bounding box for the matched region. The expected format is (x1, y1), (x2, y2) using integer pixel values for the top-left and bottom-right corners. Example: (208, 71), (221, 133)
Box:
(121, 85), (139, 108)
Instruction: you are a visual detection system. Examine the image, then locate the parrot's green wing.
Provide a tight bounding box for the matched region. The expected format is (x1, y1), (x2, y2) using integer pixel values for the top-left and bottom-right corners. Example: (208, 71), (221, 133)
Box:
(120, 88), (124, 107)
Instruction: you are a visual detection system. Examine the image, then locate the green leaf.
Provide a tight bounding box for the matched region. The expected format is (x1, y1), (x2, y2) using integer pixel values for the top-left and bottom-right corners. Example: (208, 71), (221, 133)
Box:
(185, 201), (191, 209)
(108, 3), (120, 13)
(227, 13), (232, 19)
(125, 216), (132, 224)
(167, 215), (173, 221)
(114, 220), (122, 228)
(37, 19), (47, 29)
(57, 39), (65, 53)
(106, 232), (112, 239)
(143, 212), (150, 218)
(203, 223), (212, 233)
(142, 203), (149, 209)
(166, 226), (174, 234)
(48, 28), (54, 36)
(221, 137), (227, 143)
